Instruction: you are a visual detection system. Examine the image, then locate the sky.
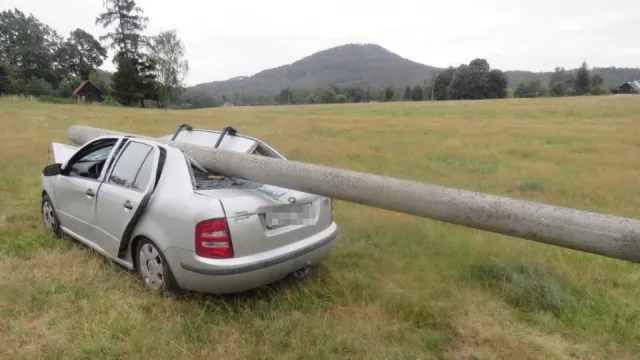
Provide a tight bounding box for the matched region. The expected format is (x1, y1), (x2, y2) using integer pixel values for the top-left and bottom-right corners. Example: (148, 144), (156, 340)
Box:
(3, 0), (640, 86)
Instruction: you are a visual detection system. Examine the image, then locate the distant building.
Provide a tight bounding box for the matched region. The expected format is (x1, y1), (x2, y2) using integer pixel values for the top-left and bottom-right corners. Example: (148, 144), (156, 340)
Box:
(619, 80), (640, 94)
(72, 80), (105, 102)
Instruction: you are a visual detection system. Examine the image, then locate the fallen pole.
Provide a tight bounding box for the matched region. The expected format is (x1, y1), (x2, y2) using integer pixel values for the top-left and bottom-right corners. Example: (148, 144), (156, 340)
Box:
(67, 125), (640, 263)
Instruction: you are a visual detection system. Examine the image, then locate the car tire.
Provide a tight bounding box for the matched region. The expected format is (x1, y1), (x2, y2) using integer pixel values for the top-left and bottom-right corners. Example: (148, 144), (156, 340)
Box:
(41, 193), (62, 238)
(135, 238), (181, 294)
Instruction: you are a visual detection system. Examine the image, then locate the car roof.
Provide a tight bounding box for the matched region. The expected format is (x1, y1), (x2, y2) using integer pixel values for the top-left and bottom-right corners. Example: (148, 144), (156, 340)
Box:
(157, 129), (259, 153)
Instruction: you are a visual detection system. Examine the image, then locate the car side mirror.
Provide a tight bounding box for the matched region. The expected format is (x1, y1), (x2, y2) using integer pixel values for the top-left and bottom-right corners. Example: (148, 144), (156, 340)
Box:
(42, 163), (62, 176)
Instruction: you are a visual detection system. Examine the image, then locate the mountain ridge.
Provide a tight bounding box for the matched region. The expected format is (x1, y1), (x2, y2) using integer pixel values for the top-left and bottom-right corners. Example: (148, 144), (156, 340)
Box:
(191, 43), (640, 94)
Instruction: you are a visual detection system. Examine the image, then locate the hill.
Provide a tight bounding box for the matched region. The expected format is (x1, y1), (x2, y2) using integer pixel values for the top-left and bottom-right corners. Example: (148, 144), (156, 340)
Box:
(191, 44), (640, 95)
(192, 44), (441, 94)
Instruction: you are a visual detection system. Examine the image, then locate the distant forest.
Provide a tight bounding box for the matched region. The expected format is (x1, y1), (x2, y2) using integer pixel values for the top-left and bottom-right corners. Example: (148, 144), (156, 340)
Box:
(1, 3), (639, 109)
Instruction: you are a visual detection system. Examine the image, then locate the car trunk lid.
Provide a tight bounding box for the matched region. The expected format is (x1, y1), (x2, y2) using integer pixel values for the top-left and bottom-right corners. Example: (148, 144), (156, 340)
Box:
(194, 178), (333, 257)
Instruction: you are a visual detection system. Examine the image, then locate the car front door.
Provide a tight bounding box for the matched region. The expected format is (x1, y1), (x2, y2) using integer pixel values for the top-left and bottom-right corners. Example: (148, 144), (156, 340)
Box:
(94, 139), (161, 257)
(54, 138), (122, 246)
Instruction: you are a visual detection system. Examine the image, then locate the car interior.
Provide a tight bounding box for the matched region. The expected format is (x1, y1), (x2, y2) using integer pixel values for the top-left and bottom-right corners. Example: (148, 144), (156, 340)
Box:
(66, 141), (117, 179)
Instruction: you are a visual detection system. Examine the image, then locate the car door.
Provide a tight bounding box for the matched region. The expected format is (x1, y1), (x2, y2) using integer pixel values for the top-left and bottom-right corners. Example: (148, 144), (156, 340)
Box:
(94, 139), (161, 257)
(54, 138), (121, 244)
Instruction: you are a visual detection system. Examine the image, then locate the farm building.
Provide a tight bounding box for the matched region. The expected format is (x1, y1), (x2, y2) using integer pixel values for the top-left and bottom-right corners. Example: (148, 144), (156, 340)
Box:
(619, 80), (640, 94)
(72, 80), (105, 102)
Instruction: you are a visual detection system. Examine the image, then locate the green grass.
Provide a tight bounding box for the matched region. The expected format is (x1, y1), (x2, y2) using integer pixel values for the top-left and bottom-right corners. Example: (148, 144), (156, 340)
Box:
(1, 96), (640, 359)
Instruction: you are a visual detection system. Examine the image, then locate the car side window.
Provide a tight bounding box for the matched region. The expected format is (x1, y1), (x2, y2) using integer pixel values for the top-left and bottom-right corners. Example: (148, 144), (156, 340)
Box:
(108, 142), (153, 190)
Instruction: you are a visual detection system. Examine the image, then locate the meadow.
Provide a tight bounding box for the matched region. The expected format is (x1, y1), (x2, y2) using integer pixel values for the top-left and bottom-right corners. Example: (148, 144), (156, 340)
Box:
(1, 96), (640, 359)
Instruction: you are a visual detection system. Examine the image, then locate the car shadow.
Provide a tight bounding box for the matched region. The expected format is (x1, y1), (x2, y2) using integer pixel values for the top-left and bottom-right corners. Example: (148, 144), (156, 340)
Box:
(165, 266), (325, 304)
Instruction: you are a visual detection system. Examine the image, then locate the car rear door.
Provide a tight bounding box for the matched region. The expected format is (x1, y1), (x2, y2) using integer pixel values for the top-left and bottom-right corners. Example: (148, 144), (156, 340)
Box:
(94, 139), (161, 257)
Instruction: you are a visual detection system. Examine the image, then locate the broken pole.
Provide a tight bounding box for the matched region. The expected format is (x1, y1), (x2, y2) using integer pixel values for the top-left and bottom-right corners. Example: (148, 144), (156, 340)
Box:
(67, 125), (640, 263)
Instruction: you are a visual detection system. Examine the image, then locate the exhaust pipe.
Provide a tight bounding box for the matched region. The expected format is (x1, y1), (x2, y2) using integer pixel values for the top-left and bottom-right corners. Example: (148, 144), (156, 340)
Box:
(290, 267), (310, 280)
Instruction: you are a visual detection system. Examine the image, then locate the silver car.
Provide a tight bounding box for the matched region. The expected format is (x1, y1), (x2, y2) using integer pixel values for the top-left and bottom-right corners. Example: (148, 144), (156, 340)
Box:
(40, 124), (338, 294)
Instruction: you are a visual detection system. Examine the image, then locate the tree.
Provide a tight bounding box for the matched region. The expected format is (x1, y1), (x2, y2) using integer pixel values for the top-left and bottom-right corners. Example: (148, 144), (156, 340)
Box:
(111, 54), (139, 105)
(410, 85), (423, 101)
(0, 62), (11, 94)
(0, 9), (62, 88)
(88, 70), (109, 94)
(96, 0), (149, 59)
(549, 66), (567, 86)
(63, 29), (107, 79)
(383, 86), (394, 101)
(56, 78), (75, 97)
(316, 87), (337, 103)
(589, 72), (608, 95)
(276, 88), (292, 104)
(574, 61), (590, 95)
(423, 83), (432, 100)
(549, 81), (568, 97)
(403, 85), (411, 101)
(448, 64), (474, 100)
(485, 69), (508, 99)
(97, 0), (156, 107)
(591, 72), (604, 87)
(433, 67), (455, 100)
(150, 29), (189, 106)
(548, 66), (573, 97)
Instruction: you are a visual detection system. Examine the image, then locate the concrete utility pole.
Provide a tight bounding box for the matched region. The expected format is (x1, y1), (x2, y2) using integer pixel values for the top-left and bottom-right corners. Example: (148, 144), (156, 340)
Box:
(67, 125), (640, 264)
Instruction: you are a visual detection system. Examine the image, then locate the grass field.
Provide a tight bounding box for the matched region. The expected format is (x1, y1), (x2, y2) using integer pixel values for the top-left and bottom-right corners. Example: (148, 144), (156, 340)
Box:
(1, 96), (640, 359)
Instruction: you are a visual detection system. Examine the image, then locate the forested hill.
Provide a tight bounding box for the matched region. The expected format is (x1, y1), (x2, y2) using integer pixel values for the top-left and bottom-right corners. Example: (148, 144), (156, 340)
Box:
(192, 44), (640, 94)
(192, 44), (441, 93)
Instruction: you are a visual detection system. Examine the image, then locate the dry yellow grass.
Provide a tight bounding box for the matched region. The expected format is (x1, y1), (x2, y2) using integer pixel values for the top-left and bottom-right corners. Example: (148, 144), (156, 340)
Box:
(1, 96), (640, 359)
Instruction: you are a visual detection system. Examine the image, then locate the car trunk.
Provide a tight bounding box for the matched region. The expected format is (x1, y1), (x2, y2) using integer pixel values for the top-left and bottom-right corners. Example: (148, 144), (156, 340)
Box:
(192, 172), (333, 257)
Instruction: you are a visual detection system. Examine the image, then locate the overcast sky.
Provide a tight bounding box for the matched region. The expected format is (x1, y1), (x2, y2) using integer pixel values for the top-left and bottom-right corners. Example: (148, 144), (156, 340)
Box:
(4, 0), (639, 86)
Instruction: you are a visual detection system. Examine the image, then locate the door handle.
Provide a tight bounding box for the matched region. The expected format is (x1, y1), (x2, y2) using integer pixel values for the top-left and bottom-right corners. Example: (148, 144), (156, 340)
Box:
(85, 189), (95, 197)
(123, 200), (134, 210)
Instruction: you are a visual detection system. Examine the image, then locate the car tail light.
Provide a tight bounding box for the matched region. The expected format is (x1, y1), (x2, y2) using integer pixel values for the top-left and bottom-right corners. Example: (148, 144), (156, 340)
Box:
(195, 218), (233, 259)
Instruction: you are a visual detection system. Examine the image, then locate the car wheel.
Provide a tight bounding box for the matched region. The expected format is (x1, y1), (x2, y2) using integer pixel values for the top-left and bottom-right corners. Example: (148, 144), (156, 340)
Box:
(135, 238), (180, 294)
(41, 194), (62, 238)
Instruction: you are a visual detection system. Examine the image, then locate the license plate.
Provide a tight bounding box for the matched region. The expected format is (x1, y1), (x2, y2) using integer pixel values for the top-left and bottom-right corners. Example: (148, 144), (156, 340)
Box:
(265, 204), (316, 228)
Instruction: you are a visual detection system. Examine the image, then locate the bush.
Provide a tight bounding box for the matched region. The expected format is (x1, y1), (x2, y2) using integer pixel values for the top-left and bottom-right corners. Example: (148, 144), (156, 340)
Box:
(101, 96), (122, 107)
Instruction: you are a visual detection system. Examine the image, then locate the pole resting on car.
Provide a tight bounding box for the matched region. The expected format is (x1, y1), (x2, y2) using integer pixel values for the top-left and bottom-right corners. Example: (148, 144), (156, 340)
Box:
(66, 124), (640, 264)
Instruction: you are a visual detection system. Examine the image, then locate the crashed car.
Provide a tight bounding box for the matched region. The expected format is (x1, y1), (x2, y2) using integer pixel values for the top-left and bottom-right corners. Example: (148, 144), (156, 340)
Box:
(40, 124), (338, 294)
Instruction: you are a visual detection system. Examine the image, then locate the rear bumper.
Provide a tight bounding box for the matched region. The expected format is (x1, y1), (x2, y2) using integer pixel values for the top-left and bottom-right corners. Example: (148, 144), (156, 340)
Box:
(163, 222), (338, 294)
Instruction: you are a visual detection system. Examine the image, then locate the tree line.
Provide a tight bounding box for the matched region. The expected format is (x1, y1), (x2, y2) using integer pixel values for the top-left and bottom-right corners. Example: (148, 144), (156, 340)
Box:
(178, 58), (510, 108)
(0, 1), (189, 107)
(275, 58), (509, 105)
(513, 61), (613, 98)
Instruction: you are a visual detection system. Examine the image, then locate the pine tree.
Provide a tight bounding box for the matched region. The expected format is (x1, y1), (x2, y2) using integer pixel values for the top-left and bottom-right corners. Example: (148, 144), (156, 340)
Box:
(403, 85), (411, 101)
(573, 61), (590, 95)
(96, 0), (156, 106)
